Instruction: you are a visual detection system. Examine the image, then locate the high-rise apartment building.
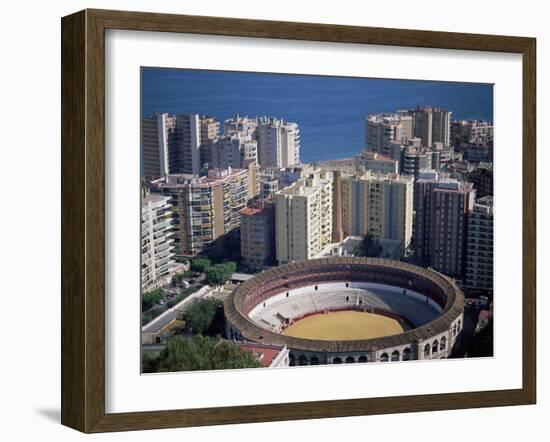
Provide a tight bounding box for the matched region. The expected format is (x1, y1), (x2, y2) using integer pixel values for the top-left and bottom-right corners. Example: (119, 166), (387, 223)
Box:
(256, 117), (300, 168)
(275, 169), (333, 264)
(142, 113), (220, 178)
(150, 168), (249, 258)
(410, 106), (452, 148)
(175, 114), (202, 175)
(340, 171), (414, 253)
(365, 112), (413, 156)
(141, 113), (177, 181)
(465, 196), (493, 292)
(246, 161), (261, 200)
(141, 193), (176, 291)
(211, 133), (258, 169)
(199, 116), (221, 168)
(224, 115), (258, 138)
(331, 170), (344, 243)
(240, 201), (275, 271)
(401, 147), (433, 177)
(414, 171), (475, 277)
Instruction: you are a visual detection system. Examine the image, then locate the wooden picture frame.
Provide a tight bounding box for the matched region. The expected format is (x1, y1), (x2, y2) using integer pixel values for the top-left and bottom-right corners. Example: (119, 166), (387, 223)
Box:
(61, 8), (536, 433)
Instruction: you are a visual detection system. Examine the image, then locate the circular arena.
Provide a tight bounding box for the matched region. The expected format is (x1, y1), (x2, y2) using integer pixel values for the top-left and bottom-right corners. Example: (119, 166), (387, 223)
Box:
(224, 257), (465, 365)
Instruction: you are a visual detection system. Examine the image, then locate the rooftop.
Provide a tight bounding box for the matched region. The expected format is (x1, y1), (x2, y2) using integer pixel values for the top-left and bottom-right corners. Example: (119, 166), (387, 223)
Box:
(142, 193), (170, 205)
(237, 343), (286, 367)
(241, 205), (274, 217)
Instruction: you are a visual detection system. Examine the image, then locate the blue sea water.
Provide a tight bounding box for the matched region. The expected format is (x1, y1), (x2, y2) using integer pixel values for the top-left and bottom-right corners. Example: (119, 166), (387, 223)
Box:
(141, 68), (493, 163)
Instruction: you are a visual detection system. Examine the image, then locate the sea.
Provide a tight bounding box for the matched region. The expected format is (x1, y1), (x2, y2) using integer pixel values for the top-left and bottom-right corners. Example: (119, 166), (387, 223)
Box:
(141, 68), (493, 163)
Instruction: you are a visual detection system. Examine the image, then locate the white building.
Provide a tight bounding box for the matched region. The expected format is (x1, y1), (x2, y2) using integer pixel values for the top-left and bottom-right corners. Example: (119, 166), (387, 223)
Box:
(141, 194), (176, 291)
(465, 196), (493, 292)
(211, 133), (258, 169)
(257, 116), (300, 168)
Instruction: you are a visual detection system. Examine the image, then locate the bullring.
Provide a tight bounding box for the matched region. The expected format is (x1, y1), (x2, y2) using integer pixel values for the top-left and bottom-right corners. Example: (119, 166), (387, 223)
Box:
(224, 257), (464, 366)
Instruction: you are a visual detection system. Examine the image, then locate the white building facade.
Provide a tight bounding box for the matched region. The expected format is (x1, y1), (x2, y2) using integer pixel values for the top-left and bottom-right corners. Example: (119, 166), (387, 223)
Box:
(141, 194), (176, 291)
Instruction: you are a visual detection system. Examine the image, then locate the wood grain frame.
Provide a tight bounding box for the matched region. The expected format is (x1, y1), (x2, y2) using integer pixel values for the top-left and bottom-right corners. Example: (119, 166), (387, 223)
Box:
(61, 8), (536, 433)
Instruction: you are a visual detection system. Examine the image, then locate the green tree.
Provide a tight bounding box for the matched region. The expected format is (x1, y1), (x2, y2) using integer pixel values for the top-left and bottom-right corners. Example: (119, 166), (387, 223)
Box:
(142, 351), (159, 373)
(171, 272), (184, 287)
(154, 335), (262, 372)
(185, 298), (222, 334)
(191, 257), (212, 273)
(205, 261), (236, 286)
(142, 288), (164, 310)
(354, 233), (383, 258)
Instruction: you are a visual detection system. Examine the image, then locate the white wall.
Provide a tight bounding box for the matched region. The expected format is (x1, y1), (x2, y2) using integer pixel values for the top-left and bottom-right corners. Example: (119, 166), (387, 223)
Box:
(0, 0), (547, 441)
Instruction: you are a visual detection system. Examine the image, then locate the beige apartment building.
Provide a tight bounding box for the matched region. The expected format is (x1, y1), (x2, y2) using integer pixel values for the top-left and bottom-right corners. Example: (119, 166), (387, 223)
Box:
(150, 168), (249, 258)
(340, 171), (414, 254)
(199, 116), (221, 168)
(275, 169), (333, 264)
(365, 112), (413, 156)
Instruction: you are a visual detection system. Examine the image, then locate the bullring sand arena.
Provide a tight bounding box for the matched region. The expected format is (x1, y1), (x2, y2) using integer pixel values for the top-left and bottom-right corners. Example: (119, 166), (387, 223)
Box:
(282, 311), (408, 340)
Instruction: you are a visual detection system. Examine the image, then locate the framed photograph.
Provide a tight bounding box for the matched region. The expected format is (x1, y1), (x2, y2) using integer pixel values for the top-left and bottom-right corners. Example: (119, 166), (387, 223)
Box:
(61, 9), (536, 433)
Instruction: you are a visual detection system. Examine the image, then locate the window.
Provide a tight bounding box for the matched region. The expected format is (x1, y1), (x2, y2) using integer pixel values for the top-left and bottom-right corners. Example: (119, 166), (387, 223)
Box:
(380, 353), (389, 362)
(391, 350), (400, 361)
(424, 343), (431, 357)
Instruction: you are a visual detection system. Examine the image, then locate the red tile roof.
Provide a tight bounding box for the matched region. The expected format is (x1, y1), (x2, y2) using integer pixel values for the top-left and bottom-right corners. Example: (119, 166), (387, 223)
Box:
(238, 343), (283, 367)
